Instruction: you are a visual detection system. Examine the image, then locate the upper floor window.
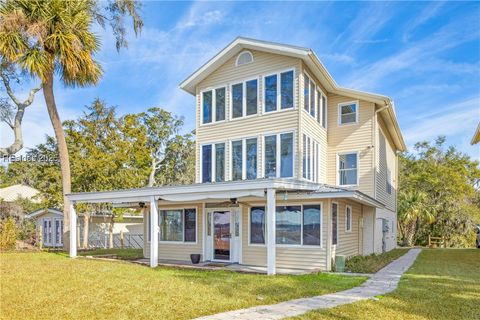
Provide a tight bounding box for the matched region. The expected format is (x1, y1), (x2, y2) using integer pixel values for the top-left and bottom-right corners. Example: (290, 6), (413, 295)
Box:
(338, 152), (358, 186)
(160, 208), (196, 242)
(231, 79), (258, 119)
(316, 90), (327, 128)
(235, 51), (253, 66)
(345, 205), (352, 232)
(302, 134), (320, 182)
(231, 138), (258, 181)
(304, 73), (317, 119)
(202, 143), (225, 183)
(202, 87), (226, 124)
(338, 101), (358, 125)
(264, 70), (294, 112)
(264, 132), (293, 178)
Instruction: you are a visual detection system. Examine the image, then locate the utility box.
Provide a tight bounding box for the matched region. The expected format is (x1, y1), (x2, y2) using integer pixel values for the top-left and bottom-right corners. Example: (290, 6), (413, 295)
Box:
(335, 255), (346, 272)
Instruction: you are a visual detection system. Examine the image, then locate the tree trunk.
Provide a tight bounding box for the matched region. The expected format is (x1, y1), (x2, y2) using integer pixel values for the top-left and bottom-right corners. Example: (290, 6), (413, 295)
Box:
(403, 218), (417, 247)
(42, 73), (72, 250)
(148, 158), (156, 187)
(82, 212), (90, 249)
(108, 217), (114, 249)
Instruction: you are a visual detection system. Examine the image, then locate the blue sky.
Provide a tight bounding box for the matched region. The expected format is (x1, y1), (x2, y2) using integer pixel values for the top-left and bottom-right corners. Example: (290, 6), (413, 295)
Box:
(2, 1), (479, 159)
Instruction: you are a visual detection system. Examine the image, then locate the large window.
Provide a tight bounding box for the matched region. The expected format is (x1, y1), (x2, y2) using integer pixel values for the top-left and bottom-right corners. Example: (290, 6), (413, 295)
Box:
(202, 87), (226, 124)
(249, 205), (322, 246)
(338, 152), (358, 186)
(303, 134), (320, 182)
(345, 205), (352, 232)
(264, 70), (294, 113)
(264, 132), (294, 178)
(304, 73), (317, 119)
(316, 90), (327, 128)
(332, 203), (338, 245)
(159, 209), (196, 242)
(202, 143), (225, 183)
(231, 79), (258, 119)
(231, 138), (258, 180)
(338, 102), (358, 125)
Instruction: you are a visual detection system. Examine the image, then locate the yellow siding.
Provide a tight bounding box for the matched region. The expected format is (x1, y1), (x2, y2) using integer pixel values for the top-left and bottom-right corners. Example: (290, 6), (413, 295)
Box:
(143, 204), (203, 260)
(326, 94), (375, 197)
(195, 50), (302, 182)
(332, 199), (363, 258)
(376, 115), (397, 211)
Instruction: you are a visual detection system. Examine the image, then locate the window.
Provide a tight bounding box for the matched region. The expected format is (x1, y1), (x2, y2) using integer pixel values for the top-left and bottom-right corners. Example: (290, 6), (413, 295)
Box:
(249, 205), (322, 246)
(345, 205), (352, 232)
(43, 218), (52, 245)
(55, 219), (63, 245)
(264, 70), (294, 113)
(304, 73), (317, 119)
(236, 51), (253, 66)
(202, 87), (226, 124)
(303, 134), (320, 182)
(304, 74), (310, 112)
(250, 207), (265, 244)
(338, 153), (358, 186)
(215, 143), (225, 182)
(202, 143), (225, 183)
(339, 102), (358, 125)
(264, 132), (293, 178)
(231, 140), (243, 181)
(303, 205), (321, 245)
(332, 203), (338, 245)
(231, 79), (258, 119)
(317, 90), (327, 128)
(231, 138), (258, 180)
(160, 208), (196, 242)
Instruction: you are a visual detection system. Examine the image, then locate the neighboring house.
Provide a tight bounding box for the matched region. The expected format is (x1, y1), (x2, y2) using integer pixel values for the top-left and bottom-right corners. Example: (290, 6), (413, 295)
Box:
(26, 208), (144, 248)
(471, 123), (480, 145)
(0, 184), (41, 203)
(66, 37), (405, 274)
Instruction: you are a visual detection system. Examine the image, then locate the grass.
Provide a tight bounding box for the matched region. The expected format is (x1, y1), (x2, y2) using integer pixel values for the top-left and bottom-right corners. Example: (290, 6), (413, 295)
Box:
(78, 248), (144, 260)
(0, 252), (366, 320)
(291, 249), (480, 320)
(345, 248), (409, 273)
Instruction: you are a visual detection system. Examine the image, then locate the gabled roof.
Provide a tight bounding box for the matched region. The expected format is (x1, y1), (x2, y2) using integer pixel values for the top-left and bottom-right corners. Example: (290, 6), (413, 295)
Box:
(471, 123), (480, 145)
(179, 37), (406, 151)
(26, 208), (63, 219)
(0, 184), (41, 203)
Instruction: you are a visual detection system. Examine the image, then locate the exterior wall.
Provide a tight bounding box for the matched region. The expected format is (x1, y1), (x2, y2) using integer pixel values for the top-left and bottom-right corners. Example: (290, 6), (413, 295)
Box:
(331, 199), (363, 259)
(374, 208), (397, 253)
(326, 95), (376, 197)
(362, 206), (376, 255)
(143, 203), (203, 261)
(35, 212), (63, 247)
(195, 50), (302, 182)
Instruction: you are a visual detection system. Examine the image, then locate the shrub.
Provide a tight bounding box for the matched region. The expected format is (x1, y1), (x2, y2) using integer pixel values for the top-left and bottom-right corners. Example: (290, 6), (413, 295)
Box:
(0, 217), (19, 250)
(345, 249), (408, 273)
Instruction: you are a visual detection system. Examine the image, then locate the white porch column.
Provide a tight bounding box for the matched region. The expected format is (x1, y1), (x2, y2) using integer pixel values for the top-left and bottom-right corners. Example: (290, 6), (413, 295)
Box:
(149, 196), (159, 268)
(69, 202), (77, 258)
(266, 188), (276, 275)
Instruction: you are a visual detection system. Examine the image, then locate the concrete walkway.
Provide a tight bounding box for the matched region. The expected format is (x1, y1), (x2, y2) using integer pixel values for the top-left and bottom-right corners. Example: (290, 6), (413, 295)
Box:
(195, 249), (421, 320)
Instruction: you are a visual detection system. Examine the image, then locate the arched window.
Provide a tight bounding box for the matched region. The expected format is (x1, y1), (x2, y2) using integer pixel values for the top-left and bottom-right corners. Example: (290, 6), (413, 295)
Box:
(235, 51), (253, 66)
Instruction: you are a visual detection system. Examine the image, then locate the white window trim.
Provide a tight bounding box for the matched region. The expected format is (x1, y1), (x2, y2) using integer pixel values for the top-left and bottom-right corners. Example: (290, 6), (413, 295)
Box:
(200, 142), (226, 183)
(332, 201), (339, 246)
(262, 130), (296, 179)
(262, 68), (296, 114)
(303, 71), (320, 120)
(302, 134), (320, 183)
(200, 86), (227, 126)
(336, 151), (360, 187)
(230, 76), (260, 121)
(43, 217), (52, 246)
(235, 50), (254, 67)
(54, 218), (63, 246)
(345, 205), (352, 233)
(338, 101), (359, 126)
(248, 203), (323, 248)
(318, 88), (328, 129)
(230, 136), (259, 181)
(147, 207), (199, 245)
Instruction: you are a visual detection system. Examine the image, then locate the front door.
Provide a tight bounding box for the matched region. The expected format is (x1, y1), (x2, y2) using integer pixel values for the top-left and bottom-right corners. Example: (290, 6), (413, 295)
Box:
(213, 211), (231, 261)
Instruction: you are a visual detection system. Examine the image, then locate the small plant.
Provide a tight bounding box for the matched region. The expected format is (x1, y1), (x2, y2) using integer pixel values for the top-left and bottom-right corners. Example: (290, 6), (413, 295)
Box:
(0, 217), (19, 250)
(345, 249), (408, 273)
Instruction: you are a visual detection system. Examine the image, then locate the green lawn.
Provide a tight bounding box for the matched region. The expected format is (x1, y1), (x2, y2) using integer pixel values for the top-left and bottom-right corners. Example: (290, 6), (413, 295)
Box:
(292, 249), (480, 320)
(78, 248), (144, 260)
(0, 252), (365, 320)
(345, 248), (409, 273)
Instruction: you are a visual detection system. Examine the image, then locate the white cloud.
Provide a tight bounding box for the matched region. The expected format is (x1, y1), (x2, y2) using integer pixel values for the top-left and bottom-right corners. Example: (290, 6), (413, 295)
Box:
(402, 2), (445, 43)
(320, 53), (355, 65)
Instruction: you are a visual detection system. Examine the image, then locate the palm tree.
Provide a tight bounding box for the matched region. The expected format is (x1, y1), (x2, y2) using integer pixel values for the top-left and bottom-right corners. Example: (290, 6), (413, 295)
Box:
(398, 190), (434, 246)
(0, 0), (142, 249)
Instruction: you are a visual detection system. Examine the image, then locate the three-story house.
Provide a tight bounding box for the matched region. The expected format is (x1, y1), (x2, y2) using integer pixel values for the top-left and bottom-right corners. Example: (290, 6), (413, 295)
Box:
(67, 37), (405, 275)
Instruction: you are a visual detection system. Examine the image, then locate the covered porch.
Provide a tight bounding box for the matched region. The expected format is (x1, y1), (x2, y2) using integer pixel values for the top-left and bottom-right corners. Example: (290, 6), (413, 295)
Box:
(66, 179), (383, 275)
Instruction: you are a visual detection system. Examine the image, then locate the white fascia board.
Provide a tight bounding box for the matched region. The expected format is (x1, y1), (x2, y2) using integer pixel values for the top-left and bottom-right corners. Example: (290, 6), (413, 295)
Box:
(285, 191), (385, 208)
(25, 208), (63, 219)
(66, 179), (321, 203)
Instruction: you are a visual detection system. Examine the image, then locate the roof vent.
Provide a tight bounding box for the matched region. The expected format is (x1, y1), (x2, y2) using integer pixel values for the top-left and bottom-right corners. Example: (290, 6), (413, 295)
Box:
(235, 51), (253, 66)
